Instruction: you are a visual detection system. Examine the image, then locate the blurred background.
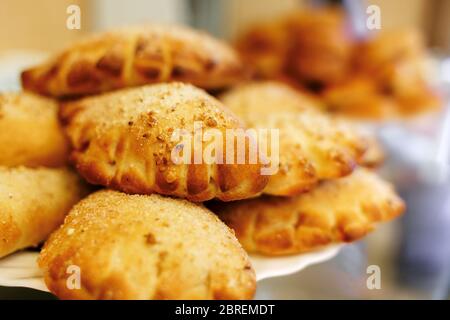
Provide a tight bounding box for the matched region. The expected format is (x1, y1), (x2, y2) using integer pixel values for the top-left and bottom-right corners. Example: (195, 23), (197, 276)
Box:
(0, 0), (449, 299)
(1, 0), (450, 50)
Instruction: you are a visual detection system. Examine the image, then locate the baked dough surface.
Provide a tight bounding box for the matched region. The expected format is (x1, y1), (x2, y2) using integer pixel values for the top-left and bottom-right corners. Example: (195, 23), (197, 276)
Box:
(211, 168), (404, 255)
(61, 83), (268, 201)
(39, 190), (256, 300)
(0, 166), (89, 258)
(22, 25), (243, 97)
(220, 82), (367, 196)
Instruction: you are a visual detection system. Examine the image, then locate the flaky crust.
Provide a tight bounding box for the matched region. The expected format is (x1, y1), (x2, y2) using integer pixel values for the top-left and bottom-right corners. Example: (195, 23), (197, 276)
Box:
(21, 25), (244, 97)
(0, 166), (89, 258)
(0, 92), (69, 167)
(220, 82), (367, 196)
(61, 83), (268, 201)
(39, 190), (256, 300)
(211, 168), (405, 255)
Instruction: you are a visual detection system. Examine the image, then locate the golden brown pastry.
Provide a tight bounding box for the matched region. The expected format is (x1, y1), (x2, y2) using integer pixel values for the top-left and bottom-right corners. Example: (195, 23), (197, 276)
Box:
(355, 30), (441, 115)
(220, 82), (367, 196)
(22, 25), (244, 98)
(211, 168), (404, 255)
(235, 20), (290, 78)
(235, 8), (353, 87)
(285, 8), (353, 86)
(39, 190), (256, 300)
(322, 77), (398, 119)
(0, 166), (89, 258)
(61, 83), (269, 201)
(0, 92), (69, 167)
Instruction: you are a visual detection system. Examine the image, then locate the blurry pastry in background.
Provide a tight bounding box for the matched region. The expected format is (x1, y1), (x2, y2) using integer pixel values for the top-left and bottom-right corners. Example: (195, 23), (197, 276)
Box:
(22, 25), (244, 98)
(286, 8), (353, 88)
(61, 83), (268, 202)
(221, 82), (367, 196)
(235, 20), (289, 78)
(210, 168), (404, 256)
(220, 81), (323, 115)
(355, 30), (441, 115)
(39, 190), (256, 300)
(0, 92), (69, 167)
(0, 166), (89, 258)
(235, 9), (441, 119)
(322, 77), (398, 120)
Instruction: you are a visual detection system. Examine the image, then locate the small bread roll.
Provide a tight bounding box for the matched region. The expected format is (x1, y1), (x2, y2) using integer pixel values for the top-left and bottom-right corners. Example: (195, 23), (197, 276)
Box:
(0, 166), (89, 258)
(220, 82), (367, 196)
(61, 83), (268, 201)
(0, 92), (69, 167)
(39, 190), (256, 300)
(210, 168), (404, 255)
(22, 25), (243, 98)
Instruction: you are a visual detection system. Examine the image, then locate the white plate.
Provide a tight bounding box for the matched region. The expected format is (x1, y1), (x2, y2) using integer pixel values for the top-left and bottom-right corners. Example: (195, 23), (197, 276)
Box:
(0, 245), (342, 293)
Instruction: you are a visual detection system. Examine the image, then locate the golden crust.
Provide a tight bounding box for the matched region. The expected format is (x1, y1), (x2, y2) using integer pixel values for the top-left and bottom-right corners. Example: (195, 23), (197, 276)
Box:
(220, 82), (367, 196)
(285, 8), (353, 85)
(211, 168), (405, 255)
(61, 83), (268, 201)
(21, 25), (244, 98)
(0, 92), (69, 167)
(39, 190), (256, 300)
(355, 30), (441, 115)
(0, 166), (89, 258)
(235, 20), (290, 78)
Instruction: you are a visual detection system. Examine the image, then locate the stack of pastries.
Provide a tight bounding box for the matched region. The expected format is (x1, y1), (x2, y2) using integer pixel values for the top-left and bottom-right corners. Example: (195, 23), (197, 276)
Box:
(0, 23), (404, 300)
(236, 7), (441, 119)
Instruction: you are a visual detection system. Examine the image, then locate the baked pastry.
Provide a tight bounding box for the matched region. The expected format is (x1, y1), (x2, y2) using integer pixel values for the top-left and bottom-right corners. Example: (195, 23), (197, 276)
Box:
(286, 8), (353, 86)
(21, 25), (243, 98)
(355, 30), (441, 115)
(39, 190), (256, 300)
(61, 83), (268, 201)
(358, 133), (384, 168)
(322, 77), (398, 119)
(220, 82), (367, 196)
(235, 20), (290, 78)
(0, 92), (69, 167)
(0, 166), (89, 258)
(210, 168), (404, 255)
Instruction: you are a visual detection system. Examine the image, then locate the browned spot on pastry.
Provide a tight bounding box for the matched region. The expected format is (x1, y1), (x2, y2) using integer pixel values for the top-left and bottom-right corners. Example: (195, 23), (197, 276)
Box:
(212, 168), (405, 255)
(144, 232), (157, 245)
(171, 66), (188, 77)
(96, 52), (124, 77)
(187, 164), (209, 195)
(67, 60), (100, 87)
(138, 67), (160, 80)
(155, 168), (179, 193)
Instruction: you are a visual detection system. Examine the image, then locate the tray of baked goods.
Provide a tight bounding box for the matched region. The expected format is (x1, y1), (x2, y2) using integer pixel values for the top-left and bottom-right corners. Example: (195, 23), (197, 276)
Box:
(0, 14), (425, 299)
